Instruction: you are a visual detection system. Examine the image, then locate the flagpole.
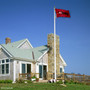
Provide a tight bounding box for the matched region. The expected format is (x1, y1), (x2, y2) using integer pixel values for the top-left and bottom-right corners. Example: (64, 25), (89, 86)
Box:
(54, 7), (56, 80)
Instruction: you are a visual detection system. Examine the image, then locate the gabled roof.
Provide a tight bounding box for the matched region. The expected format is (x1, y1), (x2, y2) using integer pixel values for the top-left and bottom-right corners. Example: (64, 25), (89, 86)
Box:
(60, 54), (67, 66)
(1, 39), (49, 61)
(2, 39), (26, 48)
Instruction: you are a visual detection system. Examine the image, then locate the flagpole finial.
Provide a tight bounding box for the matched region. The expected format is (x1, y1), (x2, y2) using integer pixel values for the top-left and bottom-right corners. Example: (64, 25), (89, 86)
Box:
(54, 6), (55, 9)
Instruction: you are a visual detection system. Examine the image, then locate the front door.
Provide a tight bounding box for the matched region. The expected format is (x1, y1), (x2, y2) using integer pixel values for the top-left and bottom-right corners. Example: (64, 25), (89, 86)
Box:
(39, 65), (47, 80)
(27, 64), (31, 73)
(43, 65), (47, 80)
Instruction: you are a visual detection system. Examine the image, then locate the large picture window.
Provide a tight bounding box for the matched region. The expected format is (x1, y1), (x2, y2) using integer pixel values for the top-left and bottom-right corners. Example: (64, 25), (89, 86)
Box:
(0, 59), (10, 75)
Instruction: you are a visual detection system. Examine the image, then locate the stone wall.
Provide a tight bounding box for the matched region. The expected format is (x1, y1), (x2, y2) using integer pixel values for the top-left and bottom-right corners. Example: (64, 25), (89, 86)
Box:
(47, 33), (60, 78)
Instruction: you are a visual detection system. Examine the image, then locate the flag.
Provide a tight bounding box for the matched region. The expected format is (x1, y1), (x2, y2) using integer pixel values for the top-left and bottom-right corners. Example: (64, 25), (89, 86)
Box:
(55, 9), (70, 18)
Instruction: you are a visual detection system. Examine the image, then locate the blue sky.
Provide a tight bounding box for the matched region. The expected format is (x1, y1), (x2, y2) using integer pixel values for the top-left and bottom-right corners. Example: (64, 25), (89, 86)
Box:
(0, 0), (90, 75)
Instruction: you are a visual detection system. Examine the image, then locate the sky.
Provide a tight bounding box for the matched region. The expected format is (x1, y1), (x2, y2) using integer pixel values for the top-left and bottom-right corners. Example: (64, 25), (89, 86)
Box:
(0, 0), (90, 75)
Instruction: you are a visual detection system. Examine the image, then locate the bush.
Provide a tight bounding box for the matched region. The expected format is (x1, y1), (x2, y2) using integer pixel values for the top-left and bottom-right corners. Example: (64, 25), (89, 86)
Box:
(31, 76), (36, 79)
(0, 80), (12, 83)
(56, 80), (63, 84)
(69, 80), (75, 84)
(26, 80), (32, 83)
(64, 80), (74, 84)
(16, 78), (24, 83)
(64, 80), (69, 84)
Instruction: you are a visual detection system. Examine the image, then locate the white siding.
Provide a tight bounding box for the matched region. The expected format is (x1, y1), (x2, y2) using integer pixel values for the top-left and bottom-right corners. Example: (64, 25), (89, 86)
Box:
(39, 53), (48, 65)
(19, 41), (32, 49)
(0, 49), (10, 59)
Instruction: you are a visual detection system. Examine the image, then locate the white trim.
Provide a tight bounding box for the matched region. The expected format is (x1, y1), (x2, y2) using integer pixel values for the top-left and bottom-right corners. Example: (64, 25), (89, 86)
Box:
(17, 39), (26, 48)
(13, 60), (16, 82)
(60, 66), (64, 72)
(59, 54), (67, 66)
(19, 61), (32, 74)
(37, 50), (48, 61)
(20, 61), (21, 73)
(17, 39), (33, 49)
(0, 45), (1, 48)
(26, 39), (33, 48)
(0, 58), (10, 61)
(38, 63), (48, 80)
(11, 57), (33, 62)
(38, 63), (47, 66)
(38, 63), (48, 72)
(0, 45), (12, 57)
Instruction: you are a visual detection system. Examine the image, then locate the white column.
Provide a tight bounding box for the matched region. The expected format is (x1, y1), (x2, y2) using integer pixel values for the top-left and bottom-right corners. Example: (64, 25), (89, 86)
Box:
(42, 58), (43, 80)
(13, 60), (16, 83)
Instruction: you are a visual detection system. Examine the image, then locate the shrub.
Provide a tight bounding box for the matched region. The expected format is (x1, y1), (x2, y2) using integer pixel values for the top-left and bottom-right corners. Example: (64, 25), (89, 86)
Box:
(26, 80), (32, 83)
(64, 80), (70, 84)
(56, 80), (63, 84)
(0, 80), (12, 83)
(31, 76), (36, 79)
(69, 80), (75, 84)
(16, 78), (24, 83)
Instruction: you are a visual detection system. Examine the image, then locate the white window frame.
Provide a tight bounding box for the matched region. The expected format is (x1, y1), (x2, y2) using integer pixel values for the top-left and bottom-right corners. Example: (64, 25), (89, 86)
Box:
(38, 63), (48, 80)
(19, 61), (32, 74)
(60, 66), (64, 73)
(0, 58), (10, 76)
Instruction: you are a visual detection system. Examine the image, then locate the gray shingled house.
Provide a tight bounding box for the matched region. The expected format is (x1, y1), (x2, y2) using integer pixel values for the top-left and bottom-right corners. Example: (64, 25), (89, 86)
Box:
(0, 34), (67, 82)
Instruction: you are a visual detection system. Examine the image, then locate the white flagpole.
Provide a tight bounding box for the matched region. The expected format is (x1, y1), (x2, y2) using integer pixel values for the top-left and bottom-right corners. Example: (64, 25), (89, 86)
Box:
(54, 7), (56, 80)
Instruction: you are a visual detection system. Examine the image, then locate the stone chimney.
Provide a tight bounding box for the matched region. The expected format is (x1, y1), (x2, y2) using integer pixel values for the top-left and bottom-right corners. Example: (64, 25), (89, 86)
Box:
(47, 33), (60, 78)
(5, 37), (11, 44)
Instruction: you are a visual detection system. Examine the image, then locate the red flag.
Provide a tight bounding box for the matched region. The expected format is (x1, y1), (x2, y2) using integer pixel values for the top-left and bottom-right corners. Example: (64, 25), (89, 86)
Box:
(55, 9), (70, 18)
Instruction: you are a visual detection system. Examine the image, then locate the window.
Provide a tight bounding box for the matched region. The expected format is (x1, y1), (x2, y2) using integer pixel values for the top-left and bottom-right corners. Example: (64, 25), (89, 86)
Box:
(6, 59), (9, 63)
(60, 67), (63, 73)
(39, 65), (42, 78)
(22, 64), (26, 73)
(2, 60), (5, 63)
(2, 65), (4, 74)
(6, 64), (9, 74)
(0, 59), (10, 75)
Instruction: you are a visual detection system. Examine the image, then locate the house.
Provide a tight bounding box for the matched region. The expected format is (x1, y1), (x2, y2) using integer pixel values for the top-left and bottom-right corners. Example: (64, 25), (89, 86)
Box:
(0, 33), (67, 82)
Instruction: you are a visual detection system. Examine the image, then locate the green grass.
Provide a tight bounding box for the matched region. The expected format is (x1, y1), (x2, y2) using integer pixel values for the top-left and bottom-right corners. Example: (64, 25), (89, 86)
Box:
(0, 83), (90, 90)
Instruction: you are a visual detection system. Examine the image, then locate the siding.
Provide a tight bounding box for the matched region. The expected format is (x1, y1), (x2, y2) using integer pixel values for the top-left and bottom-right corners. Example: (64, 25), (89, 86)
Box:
(0, 49), (10, 59)
(39, 53), (48, 64)
(19, 41), (32, 49)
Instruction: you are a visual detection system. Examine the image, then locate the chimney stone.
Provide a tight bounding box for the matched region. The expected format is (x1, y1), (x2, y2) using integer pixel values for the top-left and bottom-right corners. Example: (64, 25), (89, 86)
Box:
(5, 37), (11, 44)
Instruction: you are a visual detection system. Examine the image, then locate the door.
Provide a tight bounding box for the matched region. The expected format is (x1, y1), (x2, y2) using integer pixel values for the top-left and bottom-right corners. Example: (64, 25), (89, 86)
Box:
(39, 65), (47, 80)
(43, 65), (47, 80)
(27, 64), (31, 79)
(27, 64), (31, 73)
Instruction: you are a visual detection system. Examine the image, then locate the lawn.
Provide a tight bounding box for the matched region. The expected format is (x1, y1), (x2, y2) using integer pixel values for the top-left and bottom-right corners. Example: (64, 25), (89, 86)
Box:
(0, 83), (90, 90)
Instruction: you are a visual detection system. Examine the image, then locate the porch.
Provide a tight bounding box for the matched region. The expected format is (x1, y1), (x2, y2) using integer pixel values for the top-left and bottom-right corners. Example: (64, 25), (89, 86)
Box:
(18, 72), (90, 83)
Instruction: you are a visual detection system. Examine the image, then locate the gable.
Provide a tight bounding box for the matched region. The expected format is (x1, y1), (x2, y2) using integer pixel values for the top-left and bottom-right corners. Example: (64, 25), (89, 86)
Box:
(59, 54), (67, 66)
(39, 53), (48, 64)
(17, 39), (33, 49)
(0, 49), (10, 59)
(18, 41), (32, 49)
